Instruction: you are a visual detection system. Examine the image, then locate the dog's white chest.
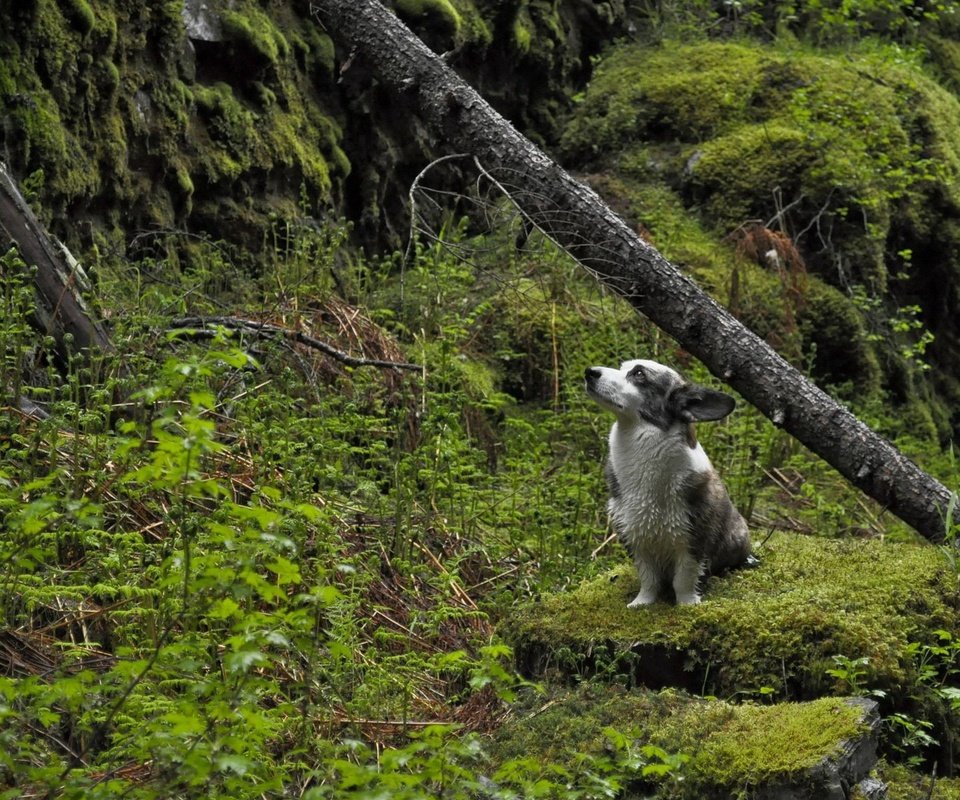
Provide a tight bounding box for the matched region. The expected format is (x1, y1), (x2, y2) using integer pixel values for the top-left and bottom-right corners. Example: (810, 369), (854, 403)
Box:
(607, 423), (709, 549)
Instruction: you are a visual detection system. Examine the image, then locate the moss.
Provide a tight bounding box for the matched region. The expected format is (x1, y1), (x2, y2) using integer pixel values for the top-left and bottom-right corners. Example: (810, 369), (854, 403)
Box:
(693, 699), (869, 786)
(561, 43), (771, 163)
(513, 8), (535, 53)
(221, 5), (289, 66)
(878, 762), (960, 798)
(261, 108), (332, 195)
(393, 0), (462, 37)
(91, 5), (117, 51)
(62, 0), (95, 37)
(299, 28), (336, 75)
(173, 160), (194, 211)
(490, 684), (873, 798)
(685, 124), (814, 228)
(563, 41), (960, 288)
(925, 33), (960, 95)
(797, 280), (881, 394)
(503, 533), (959, 698)
(448, 0), (491, 45)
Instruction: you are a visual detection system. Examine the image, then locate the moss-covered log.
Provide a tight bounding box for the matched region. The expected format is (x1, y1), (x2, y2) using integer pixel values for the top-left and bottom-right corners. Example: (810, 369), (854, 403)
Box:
(0, 162), (111, 368)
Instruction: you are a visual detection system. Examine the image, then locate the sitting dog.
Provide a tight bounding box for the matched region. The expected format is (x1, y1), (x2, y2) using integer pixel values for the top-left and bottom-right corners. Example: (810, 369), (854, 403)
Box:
(584, 359), (753, 606)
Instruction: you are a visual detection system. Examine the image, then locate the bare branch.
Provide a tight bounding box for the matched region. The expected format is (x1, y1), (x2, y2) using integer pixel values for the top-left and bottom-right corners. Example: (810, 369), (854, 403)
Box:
(169, 316), (423, 371)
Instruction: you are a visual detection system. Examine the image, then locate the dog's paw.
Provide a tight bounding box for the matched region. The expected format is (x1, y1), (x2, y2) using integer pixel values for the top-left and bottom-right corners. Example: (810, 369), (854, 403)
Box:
(627, 592), (658, 608)
(675, 593), (702, 606)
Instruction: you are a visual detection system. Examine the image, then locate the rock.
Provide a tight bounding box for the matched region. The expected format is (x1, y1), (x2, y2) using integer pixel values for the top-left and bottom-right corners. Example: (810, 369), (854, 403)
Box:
(752, 698), (881, 799)
(488, 685), (883, 799)
(181, 0), (228, 42)
(502, 533), (957, 700)
(854, 776), (888, 799)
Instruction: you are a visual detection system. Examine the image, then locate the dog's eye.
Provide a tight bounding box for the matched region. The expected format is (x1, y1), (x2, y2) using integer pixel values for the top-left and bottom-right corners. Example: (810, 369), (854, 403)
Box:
(628, 365), (646, 380)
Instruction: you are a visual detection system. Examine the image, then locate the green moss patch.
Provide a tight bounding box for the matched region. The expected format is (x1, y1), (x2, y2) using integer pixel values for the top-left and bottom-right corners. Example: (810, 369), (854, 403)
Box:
(878, 761), (960, 798)
(503, 533), (960, 698)
(489, 684), (877, 798)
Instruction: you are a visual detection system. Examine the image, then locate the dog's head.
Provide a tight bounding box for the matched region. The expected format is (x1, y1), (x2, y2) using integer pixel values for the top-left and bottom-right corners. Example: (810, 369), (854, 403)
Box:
(584, 359), (735, 429)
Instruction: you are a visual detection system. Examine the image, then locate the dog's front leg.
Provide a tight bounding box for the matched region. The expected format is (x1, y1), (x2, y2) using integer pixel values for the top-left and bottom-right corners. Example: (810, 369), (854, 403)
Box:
(672, 551), (703, 605)
(627, 558), (661, 607)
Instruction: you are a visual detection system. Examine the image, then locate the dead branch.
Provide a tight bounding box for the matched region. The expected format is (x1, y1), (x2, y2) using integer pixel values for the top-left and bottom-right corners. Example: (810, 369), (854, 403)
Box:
(169, 315), (423, 371)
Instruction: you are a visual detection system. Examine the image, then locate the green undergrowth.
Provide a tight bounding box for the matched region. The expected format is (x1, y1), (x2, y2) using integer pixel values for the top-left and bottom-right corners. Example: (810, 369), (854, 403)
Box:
(0, 216), (670, 797)
(879, 762), (960, 798)
(489, 684), (874, 798)
(1, 210), (958, 796)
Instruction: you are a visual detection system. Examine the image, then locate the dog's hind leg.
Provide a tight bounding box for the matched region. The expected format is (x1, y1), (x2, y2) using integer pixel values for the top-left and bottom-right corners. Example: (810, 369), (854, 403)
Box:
(672, 552), (704, 605)
(627, 558), (661, 607)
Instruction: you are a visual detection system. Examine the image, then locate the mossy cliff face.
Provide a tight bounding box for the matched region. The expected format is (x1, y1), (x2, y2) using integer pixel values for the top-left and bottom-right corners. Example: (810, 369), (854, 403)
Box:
(0, 0), (629, 259)
(0, 0), (348, 261)
(563, 41), (960, 436)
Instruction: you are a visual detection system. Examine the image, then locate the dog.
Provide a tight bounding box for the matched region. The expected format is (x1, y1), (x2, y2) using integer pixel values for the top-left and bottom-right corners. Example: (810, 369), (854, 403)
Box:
(584, 359), (753, 606)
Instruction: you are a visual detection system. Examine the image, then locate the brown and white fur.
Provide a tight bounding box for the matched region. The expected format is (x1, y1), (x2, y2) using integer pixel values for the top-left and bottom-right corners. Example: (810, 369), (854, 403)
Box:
(584, 359), (752, 606)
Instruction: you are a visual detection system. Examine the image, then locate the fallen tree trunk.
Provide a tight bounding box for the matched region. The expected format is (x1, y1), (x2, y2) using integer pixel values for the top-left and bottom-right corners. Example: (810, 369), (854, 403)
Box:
(0, 162), (112, 368)
(313, 0), (958, 541)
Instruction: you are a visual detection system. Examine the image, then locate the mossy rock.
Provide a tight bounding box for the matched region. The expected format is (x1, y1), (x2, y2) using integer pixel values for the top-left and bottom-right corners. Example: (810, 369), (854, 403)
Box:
(568, 42), (960, 439)
(489, 683), (880, 799)
(503, 533), (960, 698)
(561, 40), (960, 290)
(796, 280), (881, 394)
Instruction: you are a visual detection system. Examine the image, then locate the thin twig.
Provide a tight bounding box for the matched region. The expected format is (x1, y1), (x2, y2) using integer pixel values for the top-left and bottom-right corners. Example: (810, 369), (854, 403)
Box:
(925, 761), (937, 800)
(404, 153), (472, 303)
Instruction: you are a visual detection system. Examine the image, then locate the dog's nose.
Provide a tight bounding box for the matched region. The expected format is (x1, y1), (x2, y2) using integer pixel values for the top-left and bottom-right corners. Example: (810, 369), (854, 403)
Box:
(585, 367), (601, 382)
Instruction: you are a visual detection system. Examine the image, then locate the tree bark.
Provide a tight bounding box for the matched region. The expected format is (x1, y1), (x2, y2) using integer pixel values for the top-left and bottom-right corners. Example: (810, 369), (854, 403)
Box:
(0, 162), (112, 369)
(313, 0), (958, 542)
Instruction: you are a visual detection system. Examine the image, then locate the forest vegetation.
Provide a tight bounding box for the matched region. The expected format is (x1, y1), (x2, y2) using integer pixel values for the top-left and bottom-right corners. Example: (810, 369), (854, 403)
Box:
(3, 0), (960, 797)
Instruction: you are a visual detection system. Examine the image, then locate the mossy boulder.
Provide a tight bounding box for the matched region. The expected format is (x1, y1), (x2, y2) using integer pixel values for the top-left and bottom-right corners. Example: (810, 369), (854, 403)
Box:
(503, 533), (959, 699)
(562, 40), (960, 288)
(562, 40), (960, 437)
(489, 684), (881, 799)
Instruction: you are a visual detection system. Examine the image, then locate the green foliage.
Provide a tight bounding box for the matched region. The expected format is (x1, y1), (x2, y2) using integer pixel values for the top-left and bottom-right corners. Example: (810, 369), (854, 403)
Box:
(2, 193), (959, 795)
(825, 654), (887, 699)
(0, 216), (676, 797)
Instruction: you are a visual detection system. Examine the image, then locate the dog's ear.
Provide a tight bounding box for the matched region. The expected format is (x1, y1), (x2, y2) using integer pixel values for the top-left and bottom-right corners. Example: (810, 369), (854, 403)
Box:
(671, 385), (735, 422)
